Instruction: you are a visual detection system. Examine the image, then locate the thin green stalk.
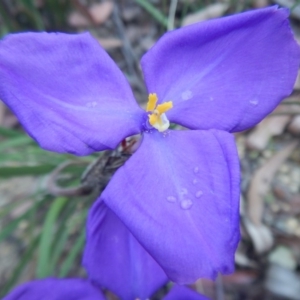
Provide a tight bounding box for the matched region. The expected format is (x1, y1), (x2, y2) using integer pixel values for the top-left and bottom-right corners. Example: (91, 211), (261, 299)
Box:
(37, 197), (68, 278)
(134, 0), (168, 28)
(59, 229), (85, 277)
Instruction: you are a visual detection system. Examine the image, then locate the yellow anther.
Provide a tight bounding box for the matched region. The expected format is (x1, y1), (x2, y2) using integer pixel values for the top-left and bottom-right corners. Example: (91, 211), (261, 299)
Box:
(146, 93), (173, 132)
(156, 101), (173, 114)
(149, 113), (158, 125)
(146, 93), (158, 112)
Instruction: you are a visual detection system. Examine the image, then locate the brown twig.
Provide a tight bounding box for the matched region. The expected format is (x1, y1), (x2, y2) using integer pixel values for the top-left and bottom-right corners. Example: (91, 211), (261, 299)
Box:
(47, 160), (90, 196)
(47, 150), (131, 197)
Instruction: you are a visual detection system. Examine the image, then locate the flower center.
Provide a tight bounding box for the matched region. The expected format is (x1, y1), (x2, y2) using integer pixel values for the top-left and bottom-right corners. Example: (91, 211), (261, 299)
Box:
(146, 93), (173, 132)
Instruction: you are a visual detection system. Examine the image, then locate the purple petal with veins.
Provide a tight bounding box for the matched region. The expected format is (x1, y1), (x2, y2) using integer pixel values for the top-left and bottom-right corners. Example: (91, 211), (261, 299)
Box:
(0, 32), (143, 155)
(3, 278), (105, 300)
(101, 129), (240, 283)
(83, 201), (168, 300)
(141, 6), (299, 132)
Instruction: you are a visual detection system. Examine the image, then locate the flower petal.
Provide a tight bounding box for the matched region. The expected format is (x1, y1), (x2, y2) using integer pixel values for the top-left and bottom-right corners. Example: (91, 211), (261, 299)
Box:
(141, 6), (299, 132)
(163, 285), (209, 300)
(102, 129), (240, 283)
(83, 201), (168, 300)
(3, 278), (104, 300)
(0, 32), (143, 155)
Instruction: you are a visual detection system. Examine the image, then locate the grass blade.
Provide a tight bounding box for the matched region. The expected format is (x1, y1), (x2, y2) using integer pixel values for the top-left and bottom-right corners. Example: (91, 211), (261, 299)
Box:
(0, 165), (56, 178)
(50, 200), (77, 275)
(134, 0), (168, 28)
(59, 229), (85, 278)
(0, 127), (22, 138)
(0, 136), (33, 151)
(20, 0), (45, 30)
(36, 197), (68, 278)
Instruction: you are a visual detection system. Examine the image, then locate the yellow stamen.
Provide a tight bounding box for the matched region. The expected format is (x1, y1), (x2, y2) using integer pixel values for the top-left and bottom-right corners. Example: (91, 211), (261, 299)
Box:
(146, 93), (173, 132)
(149, 113), (158, 125)
(156, 101), (173, 114)
(146, 93), (158, 112)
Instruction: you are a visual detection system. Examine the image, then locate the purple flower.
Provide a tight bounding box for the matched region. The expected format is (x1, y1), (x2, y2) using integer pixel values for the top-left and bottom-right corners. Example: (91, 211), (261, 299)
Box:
(0, 5), (299, 287)
(2, 203), (168, 300)
(2, 278), (105, 300)
(84, 202), (168, 299)
(3, 280), (207, 300)
(164, 285), (209, 300)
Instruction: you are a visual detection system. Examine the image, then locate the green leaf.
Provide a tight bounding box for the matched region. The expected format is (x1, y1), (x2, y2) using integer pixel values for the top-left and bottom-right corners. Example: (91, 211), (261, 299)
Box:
(50, 200), (77, 275)
(20, 0), (45, 30)
(134, 0), (168, 28)
(45, 0), (71, 29)
(0, 165), (56, 178)
(36, 197), (68, 278)
(59, 229), (85, 277)
(0, 135), (34, 151)
(51, 228), (70, 274)
(0, 127), (22, 138)
(291, 0), (300, 11)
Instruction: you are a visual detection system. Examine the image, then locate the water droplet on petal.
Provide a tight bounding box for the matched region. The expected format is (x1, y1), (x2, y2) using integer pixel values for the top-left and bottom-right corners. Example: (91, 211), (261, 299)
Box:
(162, 131), (169, 138)
(192, 179), (198, 185)
(249, 99), (258, 106)
(180, 199), (193, 210)
(181, 90), (193, 100)
(194, 167), (199, 174)
(209, 96), (214, 101)
(195, 190), (203, 198)
(167, 196), (176, 203)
